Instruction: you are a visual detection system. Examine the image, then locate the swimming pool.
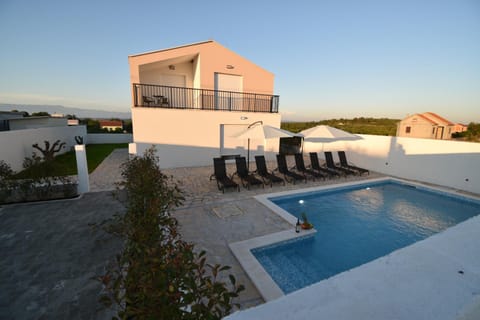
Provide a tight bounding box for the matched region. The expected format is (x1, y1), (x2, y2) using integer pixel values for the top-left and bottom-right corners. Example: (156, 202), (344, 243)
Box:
(251, 180), (480, 294)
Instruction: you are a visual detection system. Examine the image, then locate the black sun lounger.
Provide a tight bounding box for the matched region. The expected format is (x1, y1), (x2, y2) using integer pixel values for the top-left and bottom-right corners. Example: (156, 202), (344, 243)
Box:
(324, 152), (357, 176)
(338, 151), (369, 175)
(294, 153), (326, 181)
(309, 152), (340, 178)
(276, 154), (306, 184)
(213, 158), (240, 193)
(235, 156), (264, 190)
(255, 155), (285, 187)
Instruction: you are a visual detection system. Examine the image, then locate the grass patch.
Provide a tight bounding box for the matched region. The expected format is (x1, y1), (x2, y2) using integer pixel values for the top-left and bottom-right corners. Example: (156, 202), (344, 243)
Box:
(14, 143), (128, 178)
(85, 143), (128, 173)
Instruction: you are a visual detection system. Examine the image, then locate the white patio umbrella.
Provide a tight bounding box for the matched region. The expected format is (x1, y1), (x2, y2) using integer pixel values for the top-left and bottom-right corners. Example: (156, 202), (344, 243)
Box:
(300, 125), (361, 142)
(299, 125), (362, 152)
(234, 121), (300, 169)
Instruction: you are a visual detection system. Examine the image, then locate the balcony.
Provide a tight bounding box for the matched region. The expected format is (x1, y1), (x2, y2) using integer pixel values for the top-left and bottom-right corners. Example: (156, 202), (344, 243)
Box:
(133, 83), (279, 113)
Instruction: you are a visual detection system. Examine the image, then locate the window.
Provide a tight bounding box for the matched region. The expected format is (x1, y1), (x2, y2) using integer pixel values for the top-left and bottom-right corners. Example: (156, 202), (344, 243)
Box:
(405, 126), (411, 133)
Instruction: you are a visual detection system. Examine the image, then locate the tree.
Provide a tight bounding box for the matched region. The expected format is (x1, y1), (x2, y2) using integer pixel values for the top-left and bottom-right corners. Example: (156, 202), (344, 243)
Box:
(32, 140), (66, 162)
(80, 118), (103, 133)
(10, 109), (29, 117)
(98, 148), (244, 319)
(31, 111), (50, 117)
(452, 122), (480, 142)
(123, 119), (133, 133)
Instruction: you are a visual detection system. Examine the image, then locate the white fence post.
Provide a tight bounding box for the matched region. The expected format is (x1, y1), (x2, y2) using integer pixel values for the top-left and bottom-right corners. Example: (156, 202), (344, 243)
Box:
(75, 145), (90, 193)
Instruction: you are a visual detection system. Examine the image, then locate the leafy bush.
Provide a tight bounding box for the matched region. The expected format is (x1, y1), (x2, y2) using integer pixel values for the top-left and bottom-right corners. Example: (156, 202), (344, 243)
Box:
(0, 160), (15, 203)
(98, 147), (244, 319)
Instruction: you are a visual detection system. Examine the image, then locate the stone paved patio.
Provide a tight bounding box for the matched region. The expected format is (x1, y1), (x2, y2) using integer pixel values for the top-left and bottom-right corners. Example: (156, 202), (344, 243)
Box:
(0, 192), (124, 319)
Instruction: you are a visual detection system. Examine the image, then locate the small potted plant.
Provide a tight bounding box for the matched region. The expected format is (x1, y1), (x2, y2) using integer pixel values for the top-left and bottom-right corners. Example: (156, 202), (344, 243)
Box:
(301, 212), (314, 230)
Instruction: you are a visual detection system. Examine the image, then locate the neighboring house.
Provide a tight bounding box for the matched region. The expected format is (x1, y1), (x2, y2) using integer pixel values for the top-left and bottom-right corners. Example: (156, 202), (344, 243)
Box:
(129, 40), (281, 168)
(99, 120), (123, 131)
(396, 112), (467, 140)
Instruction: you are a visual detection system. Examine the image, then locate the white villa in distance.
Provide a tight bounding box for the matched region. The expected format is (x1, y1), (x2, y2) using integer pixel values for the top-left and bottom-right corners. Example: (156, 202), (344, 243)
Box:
(128, 40), (281, 168)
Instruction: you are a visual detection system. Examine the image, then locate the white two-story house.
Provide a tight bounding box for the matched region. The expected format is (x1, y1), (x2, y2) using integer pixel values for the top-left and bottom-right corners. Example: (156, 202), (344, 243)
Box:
(128, 40), (282, 168)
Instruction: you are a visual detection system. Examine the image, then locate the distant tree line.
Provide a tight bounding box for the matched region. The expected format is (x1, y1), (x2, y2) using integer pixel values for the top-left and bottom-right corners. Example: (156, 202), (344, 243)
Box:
(281, 117), (400, 136)
(10, 110), (54, 117)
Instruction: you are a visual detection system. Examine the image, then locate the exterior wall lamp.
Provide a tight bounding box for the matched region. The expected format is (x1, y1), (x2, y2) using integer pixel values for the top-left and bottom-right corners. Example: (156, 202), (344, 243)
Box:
(168, 65), (175, 70)
(226, 65), (234, 69)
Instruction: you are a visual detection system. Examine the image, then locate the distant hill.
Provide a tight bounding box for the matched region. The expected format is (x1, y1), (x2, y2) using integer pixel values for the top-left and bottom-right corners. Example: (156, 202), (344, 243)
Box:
(0, 103), (131, 119)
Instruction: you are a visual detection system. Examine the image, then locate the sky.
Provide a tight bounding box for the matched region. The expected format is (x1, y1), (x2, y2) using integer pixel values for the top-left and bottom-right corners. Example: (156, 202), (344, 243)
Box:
(0, 0), (479, 123)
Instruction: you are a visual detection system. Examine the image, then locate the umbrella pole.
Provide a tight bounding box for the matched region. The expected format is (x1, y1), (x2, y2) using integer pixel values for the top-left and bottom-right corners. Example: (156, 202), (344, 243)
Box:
(247, 138), (250, 170)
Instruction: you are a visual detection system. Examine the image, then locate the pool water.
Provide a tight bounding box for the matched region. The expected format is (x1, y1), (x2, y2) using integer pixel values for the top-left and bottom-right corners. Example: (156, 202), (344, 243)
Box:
(252, 182), (480, 294)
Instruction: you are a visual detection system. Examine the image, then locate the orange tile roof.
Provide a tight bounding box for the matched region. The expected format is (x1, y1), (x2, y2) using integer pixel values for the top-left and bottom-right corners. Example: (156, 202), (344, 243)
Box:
(99, 120), (123, 127)
(422, 112), (454, 125)
(416, 113), (437, 125)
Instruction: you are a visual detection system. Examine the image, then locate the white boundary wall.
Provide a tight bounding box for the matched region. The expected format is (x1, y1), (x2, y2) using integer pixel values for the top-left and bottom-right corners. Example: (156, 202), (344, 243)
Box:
(86, 133), (132, 144)
(304, 134), (480, 194)
(0, 126), (87, 172)
(131, 108), (281, 168)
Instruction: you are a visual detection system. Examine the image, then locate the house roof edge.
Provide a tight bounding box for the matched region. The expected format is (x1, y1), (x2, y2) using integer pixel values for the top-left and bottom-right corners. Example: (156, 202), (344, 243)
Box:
(128, 40), (214, 58)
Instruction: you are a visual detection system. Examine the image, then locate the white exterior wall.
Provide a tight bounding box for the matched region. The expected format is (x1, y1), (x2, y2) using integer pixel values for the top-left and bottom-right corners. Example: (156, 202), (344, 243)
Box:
(86, 133), (133, 144)
(304, 135), (480, 194)
(397, 120), (435, 139)
(139, 60), (194, 88)
(132, 108), (281, 168)
(0, 125), (87, 172)
(9, 117), (68, 130)
(193, 56), (201, 88)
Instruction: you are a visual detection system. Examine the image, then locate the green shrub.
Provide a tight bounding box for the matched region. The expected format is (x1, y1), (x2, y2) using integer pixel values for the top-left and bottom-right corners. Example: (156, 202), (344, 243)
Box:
(99, 147), (244, 319)
(0, 160), (15, 203)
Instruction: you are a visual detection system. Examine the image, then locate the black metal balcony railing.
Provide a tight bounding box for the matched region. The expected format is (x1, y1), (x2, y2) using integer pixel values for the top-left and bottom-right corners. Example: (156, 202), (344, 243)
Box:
(133, 83), (279, 113)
